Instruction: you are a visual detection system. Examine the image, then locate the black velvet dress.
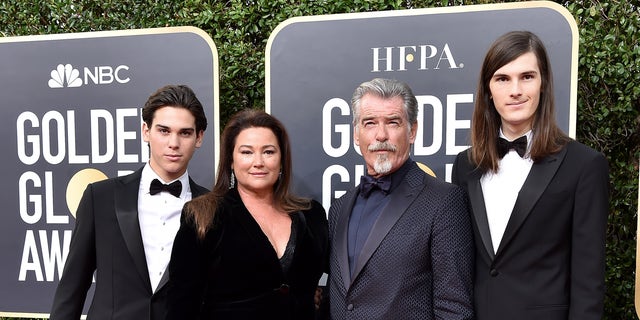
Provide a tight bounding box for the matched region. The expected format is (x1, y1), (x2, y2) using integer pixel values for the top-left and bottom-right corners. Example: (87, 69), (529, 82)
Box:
(167, 188), (328, 320)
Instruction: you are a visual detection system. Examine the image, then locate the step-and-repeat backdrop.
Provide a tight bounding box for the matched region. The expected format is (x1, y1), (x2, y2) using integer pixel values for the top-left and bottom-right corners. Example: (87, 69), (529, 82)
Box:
(267, 1), (577, 210)
(0, 26), (218, 318)
(4, 1), (634, 318)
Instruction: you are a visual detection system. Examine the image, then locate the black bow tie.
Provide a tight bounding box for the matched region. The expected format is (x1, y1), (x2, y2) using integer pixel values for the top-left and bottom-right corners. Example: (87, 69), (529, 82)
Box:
(497, 136), (528, 158)
(149, 179), (182, 197)
(359, 175), (391, 198)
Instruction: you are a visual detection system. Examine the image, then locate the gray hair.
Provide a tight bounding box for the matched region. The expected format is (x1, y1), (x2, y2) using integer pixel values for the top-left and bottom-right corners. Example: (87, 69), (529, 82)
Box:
(351, 78), (418, 127)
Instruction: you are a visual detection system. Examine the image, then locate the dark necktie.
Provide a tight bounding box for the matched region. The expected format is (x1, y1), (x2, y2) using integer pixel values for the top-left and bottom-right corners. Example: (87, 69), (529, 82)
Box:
(359, 175), (391, 198)
(497, 135), (528, 158)
(149, 179), (182, 197)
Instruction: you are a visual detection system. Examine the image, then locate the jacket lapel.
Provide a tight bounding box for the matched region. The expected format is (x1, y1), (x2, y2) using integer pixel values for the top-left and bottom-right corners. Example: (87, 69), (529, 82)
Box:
(457, 154), (496, 262)
(495, 146), (568, 256)
(188, 177), (209, 197)
(350, 166), (423, 284)
(228, 189), (286, 277)
(335, 190), (358, 291)
(114, 168), (152, 292)
(467, 173), (496, 262)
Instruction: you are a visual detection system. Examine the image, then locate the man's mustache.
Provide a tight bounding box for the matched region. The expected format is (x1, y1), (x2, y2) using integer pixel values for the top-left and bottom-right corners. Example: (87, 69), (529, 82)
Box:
(368, 142), (397, 152)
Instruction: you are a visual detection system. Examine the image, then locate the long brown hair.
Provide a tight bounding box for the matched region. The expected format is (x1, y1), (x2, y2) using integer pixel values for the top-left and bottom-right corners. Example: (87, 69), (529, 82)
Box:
(470, 31), (570, 173)
(185, 109), (310, 239)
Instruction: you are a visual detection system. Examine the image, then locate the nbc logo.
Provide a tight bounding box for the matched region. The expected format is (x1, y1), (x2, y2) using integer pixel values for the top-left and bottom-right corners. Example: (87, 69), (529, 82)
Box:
(48, 63), (131, 88)
(48, 64), (82, 88)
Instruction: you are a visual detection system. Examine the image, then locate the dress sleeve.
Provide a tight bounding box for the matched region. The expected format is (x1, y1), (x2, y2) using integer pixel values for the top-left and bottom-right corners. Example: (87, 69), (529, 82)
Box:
(166, 210), (209, 320)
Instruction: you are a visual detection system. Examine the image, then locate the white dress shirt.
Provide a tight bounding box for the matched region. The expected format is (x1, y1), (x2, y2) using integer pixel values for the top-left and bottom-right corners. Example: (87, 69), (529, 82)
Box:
(138, 163), (192, 292)
(480, 130), (533, 254)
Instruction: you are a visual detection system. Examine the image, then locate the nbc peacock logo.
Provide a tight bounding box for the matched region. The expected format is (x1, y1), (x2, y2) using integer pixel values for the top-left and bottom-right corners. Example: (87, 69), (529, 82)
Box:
(47, 63), (131, 89)
(48, 64), (83, 88)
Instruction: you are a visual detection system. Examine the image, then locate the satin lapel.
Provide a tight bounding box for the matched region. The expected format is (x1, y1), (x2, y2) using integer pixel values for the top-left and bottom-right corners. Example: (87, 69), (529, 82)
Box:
(156, 267), (170, 294)
(467, 173), (496, 262)
(350, 167), (422, 284)
(335, 190), (358, 291)
(234, 196), (284, 271)
(114, 169), (152, 291)
(188, 177), (209, 197)
(496, 147), (568, 256)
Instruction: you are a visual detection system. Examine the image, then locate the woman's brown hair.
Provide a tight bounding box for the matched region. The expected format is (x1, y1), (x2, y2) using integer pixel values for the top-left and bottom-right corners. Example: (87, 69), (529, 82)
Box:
(184, 109), (310, 239)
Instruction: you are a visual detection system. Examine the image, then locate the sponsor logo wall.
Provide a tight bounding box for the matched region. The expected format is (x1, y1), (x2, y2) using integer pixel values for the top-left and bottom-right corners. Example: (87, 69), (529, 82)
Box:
(266, 1), (578, 211)
(0, 27), (218, 317)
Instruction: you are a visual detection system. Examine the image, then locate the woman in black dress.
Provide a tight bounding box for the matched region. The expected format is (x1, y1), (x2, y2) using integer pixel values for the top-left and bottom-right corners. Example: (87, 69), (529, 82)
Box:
(167, 109), (328, 320)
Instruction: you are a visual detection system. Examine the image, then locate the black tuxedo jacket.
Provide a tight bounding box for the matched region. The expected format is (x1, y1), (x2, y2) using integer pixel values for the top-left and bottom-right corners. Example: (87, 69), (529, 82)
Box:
(166, 188), (329, 320)
(452, 140), (608, 320)
(49, 167), (208, 320)
(327, 161), (474, 320)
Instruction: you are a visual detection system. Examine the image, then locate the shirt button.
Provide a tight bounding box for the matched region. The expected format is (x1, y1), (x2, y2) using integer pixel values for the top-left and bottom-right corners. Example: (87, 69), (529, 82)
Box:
(347, 304), (354, 311)
(161, 247), (164, 251)
(490, 269), (499, 277)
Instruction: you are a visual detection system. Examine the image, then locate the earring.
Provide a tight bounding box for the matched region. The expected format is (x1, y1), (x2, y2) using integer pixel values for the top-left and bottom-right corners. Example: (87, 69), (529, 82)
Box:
(230, 171), (235, 189)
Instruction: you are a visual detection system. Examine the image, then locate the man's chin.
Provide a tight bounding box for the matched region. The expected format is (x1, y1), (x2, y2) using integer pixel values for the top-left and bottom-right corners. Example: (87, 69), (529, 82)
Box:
(373, 162), (392, 175)
(161, 165), (187, 178)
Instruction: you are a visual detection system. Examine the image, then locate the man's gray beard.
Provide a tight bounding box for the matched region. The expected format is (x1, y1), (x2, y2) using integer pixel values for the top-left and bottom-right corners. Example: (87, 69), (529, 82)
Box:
(373, 155), (392, 175)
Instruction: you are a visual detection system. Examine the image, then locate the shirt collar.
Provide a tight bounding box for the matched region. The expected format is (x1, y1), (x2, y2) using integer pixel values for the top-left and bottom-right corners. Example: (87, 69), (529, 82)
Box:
(499, 128), (533, 157)
(499, 128), (533, 143)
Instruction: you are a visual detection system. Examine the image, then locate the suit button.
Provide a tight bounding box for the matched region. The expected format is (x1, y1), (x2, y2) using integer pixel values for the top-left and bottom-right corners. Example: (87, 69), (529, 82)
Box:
(490, 269), (499, 277)
(347, 304), (354, 311)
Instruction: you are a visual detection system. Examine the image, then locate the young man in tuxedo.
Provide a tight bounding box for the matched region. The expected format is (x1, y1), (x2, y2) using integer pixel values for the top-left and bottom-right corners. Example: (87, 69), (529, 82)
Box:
(452, 31), (608, 320)
(50, 84), (209, 320)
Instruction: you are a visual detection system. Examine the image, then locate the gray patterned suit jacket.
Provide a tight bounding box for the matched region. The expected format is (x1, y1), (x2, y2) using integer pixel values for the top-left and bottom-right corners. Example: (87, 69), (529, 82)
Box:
(327, 161), (474, 320)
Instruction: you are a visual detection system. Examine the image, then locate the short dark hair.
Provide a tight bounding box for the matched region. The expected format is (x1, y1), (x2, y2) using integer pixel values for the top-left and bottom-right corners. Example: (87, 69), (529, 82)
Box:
(141, 84), (208, 134)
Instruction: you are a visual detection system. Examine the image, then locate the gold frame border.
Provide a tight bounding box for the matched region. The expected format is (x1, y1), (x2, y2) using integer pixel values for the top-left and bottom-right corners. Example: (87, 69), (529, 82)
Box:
(265, 1), (578, 138)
